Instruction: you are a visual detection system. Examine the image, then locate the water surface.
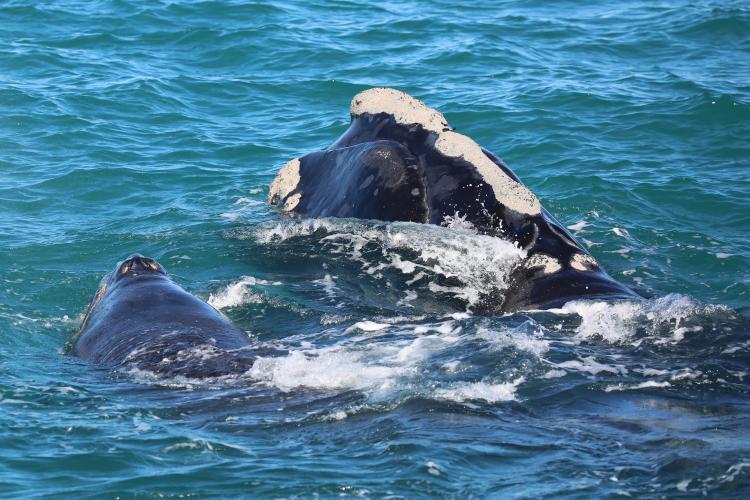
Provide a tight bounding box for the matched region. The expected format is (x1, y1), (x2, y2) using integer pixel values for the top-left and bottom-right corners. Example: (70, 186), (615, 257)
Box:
(1, 0), (749, 497)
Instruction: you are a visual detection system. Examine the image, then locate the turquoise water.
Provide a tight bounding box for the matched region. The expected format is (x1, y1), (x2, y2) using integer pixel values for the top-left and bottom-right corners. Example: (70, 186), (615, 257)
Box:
(1, 0), (749, 497)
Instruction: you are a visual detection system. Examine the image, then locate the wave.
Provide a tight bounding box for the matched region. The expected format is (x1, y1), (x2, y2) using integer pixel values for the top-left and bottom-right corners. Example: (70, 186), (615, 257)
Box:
(207, 275), (280, 309)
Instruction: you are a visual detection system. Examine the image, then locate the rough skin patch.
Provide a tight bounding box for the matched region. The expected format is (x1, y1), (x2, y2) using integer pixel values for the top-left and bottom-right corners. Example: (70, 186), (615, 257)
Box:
(350, 87), (449, 133)
(434, 132), (541, 215)
(570, 252), (598, 271)
(268, 158), (301, 210)
(525, 254), (562, 274)
(350, 88), (541, 216)
(283, 192), (301, 211)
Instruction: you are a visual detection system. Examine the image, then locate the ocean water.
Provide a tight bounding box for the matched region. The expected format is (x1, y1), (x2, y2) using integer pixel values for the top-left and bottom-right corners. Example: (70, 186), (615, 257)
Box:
(1, 0), (749, 497)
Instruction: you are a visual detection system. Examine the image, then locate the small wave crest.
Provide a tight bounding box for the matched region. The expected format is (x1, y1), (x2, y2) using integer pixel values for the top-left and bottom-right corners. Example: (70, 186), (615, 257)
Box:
(207, 276), (280, 310)
(556, 293), (734, 345)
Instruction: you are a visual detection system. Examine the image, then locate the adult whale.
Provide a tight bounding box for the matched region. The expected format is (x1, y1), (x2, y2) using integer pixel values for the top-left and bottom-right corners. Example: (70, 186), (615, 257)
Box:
(73, 254), (254, 377)
(268, 88), (640, 311)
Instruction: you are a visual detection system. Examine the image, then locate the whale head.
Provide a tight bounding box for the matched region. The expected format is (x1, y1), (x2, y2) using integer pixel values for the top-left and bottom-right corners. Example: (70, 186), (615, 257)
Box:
(113, 254), (167, 281)
(73, 254), (170, 341)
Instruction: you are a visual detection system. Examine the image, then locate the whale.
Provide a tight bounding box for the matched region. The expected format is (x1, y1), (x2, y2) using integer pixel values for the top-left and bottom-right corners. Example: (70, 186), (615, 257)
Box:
(73, 254), (255, 377)
(268, 88), (640, 311)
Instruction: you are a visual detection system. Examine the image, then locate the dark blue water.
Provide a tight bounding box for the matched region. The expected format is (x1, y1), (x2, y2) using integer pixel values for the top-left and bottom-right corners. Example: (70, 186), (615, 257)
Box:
(1, 0), (749, 497)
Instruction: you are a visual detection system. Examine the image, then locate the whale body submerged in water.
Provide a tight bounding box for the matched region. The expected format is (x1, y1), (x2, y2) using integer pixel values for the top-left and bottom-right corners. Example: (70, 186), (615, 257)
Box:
(268, 88), (639, 311)
(73, 254), (255, 376)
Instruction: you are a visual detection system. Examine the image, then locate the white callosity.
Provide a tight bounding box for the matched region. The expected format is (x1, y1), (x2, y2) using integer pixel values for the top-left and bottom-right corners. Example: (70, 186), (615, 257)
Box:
(570, 252), (598, 271)
(268, 158), (301, 211)
(434, 132), (541, 216)
(349, 88), (541, 216)
(350, 87), (450, 133)
(282, 193), (301, 211)
(524, 253), (562, 274)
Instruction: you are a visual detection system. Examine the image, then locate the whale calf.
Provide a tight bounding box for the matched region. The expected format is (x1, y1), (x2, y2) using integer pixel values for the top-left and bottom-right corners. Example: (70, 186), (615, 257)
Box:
(268, 88), (639, 311)
(73, 255), (254, 377)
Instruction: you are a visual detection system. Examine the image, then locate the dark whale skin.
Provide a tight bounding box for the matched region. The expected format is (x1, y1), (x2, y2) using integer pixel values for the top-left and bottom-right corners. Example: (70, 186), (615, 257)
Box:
(74, 255), (253, 377)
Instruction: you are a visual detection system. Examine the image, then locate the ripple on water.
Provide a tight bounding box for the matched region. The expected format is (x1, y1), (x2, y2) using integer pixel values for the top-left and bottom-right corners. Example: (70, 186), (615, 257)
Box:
(0, 0), (749, 496)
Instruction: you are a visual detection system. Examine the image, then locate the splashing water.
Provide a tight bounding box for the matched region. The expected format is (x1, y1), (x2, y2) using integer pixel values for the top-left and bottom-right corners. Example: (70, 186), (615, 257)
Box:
(1, 0), (749, 497)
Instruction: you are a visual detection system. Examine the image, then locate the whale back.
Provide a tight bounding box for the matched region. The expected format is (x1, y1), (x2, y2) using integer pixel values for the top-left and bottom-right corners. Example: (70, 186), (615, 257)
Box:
(75, 270), (251, 376)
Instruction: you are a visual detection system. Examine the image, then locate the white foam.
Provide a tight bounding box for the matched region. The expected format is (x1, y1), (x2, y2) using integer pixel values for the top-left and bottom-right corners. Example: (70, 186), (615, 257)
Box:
(669, 368), (701, 381)
(164, 441), (212, 453)
(132, 415), (152, 433)
(442, 360), (461, 372)
(637, 368), (670, 376)
(250, 218), (342, 243)
(320, 313), (350, 325)
(560, 300), (642, 342)
(39, 313), (83, 329)
(722, 339), (750, 354)
(234, 197), (263, 206)
(476, 325), (549, 357)
(124, 365), (250, 390)
(556, 294), (729, 344)
(402, 333), (463, 364)
(247, 349), (414, 395)
(676, 479), (691, 492)
(346, 321), (389, 333)
(581, 237), (599, 248)
(604, 380), (671, 392)
(434, 377), (525, 403)
(611, 227), (631, 238)
(329, 410), (348, 421)
(221, 196), (265, 221)
(442, 212), (476, 231)
(721, 461), (750, 483)
(390, 254), (417, 274)
(556, 356), (627, 376)
(313, 274), (338, 298)
(567, 220), (588, 232)
(426, 461), (441, 476)
(248, 219), (525, 309)
(414, 321), (458, 335)
(208, 276), (266, 309)
(671, 325), (702, 343)
(245, 320), (467, 400)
